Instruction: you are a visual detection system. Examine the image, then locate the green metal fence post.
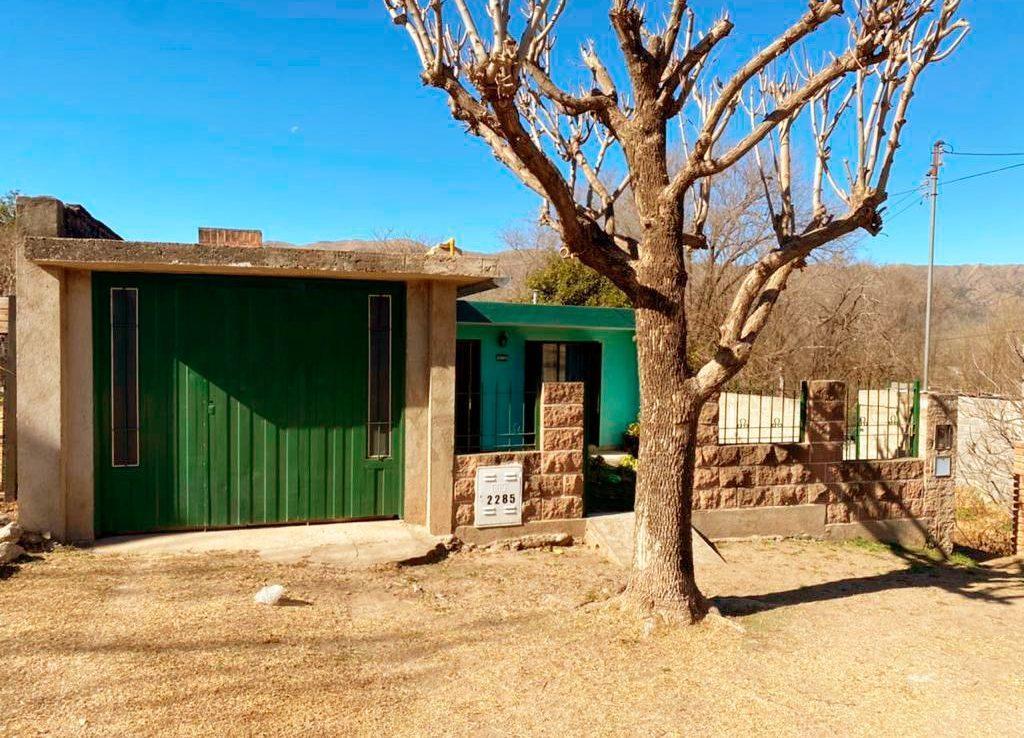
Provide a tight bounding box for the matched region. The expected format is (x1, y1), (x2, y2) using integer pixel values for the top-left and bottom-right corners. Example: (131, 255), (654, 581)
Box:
(910, 380), (922, 458)
(799, 381), (809, 444)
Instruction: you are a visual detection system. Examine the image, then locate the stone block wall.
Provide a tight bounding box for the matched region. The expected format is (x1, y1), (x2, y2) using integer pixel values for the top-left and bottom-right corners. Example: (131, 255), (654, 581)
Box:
(452, 382), (585, 530)
(694, 380), (957, 551)
(921, 392), (958, 551)
(1013, 444), (1023, 555)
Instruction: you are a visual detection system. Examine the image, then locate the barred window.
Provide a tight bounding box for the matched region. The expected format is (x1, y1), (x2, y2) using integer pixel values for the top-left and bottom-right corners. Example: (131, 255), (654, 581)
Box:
(110, 288), (139, 467)
(367, 295), (392, 458)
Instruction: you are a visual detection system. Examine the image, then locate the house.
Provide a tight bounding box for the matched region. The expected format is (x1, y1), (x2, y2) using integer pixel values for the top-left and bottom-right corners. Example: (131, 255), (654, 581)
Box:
(12, 196), (504, 541)
(454, 300), (639, 454)
(10, 195), (960, 552)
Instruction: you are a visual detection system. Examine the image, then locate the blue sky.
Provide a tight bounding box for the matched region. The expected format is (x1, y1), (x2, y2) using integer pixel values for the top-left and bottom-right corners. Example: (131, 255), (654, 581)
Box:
(2, 0), (1020, 264)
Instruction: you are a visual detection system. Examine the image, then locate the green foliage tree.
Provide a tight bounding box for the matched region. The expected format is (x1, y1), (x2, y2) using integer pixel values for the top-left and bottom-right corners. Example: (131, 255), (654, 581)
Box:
(525, 252), (629, 308)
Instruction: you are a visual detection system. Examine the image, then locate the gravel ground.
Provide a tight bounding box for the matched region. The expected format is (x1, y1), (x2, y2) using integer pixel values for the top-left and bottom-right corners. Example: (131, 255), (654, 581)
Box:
(1, 537), (1022, 737)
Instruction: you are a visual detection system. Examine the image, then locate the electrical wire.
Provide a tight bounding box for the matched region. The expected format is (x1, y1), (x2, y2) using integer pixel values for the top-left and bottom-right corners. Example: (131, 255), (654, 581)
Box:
(888, 183), (928, 197)
(889, 188), (924, 208)
(884, 196), (925, 223)
(885, 149), (1024, 197)
(945, 148), (1024, 157)
(938, 161), (1024, 187)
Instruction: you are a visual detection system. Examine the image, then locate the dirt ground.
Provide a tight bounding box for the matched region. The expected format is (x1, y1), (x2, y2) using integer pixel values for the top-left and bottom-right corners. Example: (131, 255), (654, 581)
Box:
(1, 537), (1023, 738)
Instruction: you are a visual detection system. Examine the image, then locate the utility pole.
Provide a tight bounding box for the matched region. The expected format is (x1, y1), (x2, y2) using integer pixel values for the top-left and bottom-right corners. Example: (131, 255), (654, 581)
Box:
(922, 140), (944, 391)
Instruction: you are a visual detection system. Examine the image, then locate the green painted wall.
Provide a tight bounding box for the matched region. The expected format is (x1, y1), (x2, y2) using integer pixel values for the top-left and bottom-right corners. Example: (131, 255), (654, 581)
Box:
(456, 302), (639, 449)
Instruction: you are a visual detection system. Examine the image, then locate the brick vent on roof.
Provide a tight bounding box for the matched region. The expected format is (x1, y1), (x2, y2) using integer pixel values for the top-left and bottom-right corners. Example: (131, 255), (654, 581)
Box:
(198, 227), (262, 247)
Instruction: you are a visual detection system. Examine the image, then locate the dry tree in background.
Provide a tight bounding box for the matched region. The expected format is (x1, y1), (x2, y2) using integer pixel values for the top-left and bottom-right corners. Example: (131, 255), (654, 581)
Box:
(383, 0), (968, 623)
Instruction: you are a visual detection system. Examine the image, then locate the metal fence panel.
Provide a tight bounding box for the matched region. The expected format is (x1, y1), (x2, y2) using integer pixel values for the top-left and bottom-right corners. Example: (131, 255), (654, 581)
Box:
(718, 384), (806, 445)
(843, 381), (920, 460)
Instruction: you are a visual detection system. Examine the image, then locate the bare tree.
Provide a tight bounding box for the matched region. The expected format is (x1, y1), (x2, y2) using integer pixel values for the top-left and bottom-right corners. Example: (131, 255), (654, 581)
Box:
(0, 191), (19, 295)
(383, 0), (968, 623)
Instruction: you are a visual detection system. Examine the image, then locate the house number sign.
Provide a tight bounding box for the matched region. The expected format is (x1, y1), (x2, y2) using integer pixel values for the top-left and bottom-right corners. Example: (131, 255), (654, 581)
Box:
(474, 463), (523, 528)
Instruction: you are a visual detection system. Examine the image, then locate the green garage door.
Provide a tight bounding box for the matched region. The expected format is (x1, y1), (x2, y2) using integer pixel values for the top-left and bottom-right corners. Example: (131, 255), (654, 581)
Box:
(93, 273), (405, 536)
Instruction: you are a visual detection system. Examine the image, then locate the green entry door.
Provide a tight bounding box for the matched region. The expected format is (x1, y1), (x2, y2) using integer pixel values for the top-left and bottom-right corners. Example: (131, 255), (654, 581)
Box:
(93, 273), (405, 536)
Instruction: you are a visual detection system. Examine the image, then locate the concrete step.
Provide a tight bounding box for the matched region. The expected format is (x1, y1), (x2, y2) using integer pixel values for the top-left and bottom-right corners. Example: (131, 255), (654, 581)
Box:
(586, 512), (726, 568)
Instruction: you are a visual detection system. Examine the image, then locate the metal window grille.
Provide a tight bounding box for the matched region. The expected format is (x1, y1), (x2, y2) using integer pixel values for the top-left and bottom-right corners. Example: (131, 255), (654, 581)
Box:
(110, 287), (140, 467)
(367, 295), (392, 459)
(842, 380), (921, 461)
(717, 383), (807, 445)
(455, 385), (538, 453)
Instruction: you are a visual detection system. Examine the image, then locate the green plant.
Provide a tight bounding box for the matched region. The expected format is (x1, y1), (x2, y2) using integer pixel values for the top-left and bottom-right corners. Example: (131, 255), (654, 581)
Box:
(843, 537), (977, 569)
(525, 251), (630, 308)
(623, 421), (640, 456)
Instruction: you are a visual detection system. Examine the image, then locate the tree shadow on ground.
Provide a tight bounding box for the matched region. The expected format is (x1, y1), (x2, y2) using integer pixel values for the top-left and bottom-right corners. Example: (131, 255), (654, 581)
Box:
(0, 552), (45, 581)
(713, 545), (1024, 617)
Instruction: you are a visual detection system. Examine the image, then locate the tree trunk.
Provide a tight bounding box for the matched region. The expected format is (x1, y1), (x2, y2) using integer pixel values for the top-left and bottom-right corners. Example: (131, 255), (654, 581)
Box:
(625, 267), (708, 624)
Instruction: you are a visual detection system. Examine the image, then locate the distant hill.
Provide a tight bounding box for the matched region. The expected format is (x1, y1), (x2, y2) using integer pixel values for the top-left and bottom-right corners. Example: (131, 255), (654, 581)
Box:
(470, 252), (1024, 305)
(265, 238), (429, 255)
(885, 263), (1024, 320)
(263, 239), (1024, 321)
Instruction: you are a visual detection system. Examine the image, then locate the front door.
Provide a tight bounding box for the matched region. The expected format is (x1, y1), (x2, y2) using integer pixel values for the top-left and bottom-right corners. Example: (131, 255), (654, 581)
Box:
(93, 273), (405, 536)
(525, 341), (602, 448)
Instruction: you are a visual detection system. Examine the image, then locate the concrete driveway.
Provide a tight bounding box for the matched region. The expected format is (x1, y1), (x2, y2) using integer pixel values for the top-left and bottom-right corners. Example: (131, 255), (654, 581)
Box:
(92, 520), (443, 567)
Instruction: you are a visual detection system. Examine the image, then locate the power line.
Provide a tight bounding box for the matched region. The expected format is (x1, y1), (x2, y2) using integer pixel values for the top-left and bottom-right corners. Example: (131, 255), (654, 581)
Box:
(885, 195), (925, 223)
(945, 148), (1024, 157)
(887, 147), (1024, 196)
(888, 183), (928, 197)
(938, 161), (1024, 187)
(887, 188), (922, 210)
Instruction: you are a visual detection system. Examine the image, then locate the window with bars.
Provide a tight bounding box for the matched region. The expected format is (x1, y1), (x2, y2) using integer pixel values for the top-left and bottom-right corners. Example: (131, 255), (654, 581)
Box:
(367, 295), (392, 459)
(110, 288), (140, 467)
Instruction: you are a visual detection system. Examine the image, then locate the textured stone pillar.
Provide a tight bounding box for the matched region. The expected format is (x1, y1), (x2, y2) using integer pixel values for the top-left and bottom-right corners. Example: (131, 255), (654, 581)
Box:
(808, 380), (851, 527)
(805, 380), (846, 462)
(1012, 444), (1023, 555)
(697, 394), (720, 446)
(539, 382), (585, 519)
(922, 392), (958, 553)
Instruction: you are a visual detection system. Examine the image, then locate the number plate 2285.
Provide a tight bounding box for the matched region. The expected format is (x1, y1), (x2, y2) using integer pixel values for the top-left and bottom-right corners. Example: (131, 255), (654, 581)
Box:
(474, 463), (523, 528)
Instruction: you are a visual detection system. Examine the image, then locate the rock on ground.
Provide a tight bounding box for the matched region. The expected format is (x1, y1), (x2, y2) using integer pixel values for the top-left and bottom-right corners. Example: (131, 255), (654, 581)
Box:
(0, 521), (23, 545)
(253, 584), (287, 605)
(490, 533), (573, 551)
(0, 541), (25, 566)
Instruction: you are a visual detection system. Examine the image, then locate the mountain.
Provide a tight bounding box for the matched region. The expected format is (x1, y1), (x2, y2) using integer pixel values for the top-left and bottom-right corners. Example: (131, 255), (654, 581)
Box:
(264, 238), (429, 255)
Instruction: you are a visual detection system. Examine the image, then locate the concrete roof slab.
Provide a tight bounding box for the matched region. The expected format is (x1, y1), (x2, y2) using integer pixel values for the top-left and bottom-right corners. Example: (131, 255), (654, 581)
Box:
(25, 236), (503, 291)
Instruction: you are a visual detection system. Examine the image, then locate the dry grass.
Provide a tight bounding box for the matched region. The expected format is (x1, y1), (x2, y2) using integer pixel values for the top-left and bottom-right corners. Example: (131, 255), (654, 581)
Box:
(1, 538), (1023, 737)
(955, 487), (1015, 557)
(0, 500), (16, 522)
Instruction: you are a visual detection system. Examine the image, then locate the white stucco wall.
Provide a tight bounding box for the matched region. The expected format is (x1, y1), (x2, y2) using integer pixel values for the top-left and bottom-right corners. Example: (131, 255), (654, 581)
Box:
(956, 394), (1024, 504)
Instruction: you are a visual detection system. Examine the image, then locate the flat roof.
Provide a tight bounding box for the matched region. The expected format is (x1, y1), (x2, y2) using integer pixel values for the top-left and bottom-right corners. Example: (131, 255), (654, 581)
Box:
(25, 237), (502, 294)
(457, 300), (635, 331)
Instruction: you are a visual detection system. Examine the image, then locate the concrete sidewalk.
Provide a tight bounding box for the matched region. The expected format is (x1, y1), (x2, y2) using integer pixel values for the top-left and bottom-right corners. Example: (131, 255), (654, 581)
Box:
(92, 520), (442, 568)
(586, 512), (726, 568)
